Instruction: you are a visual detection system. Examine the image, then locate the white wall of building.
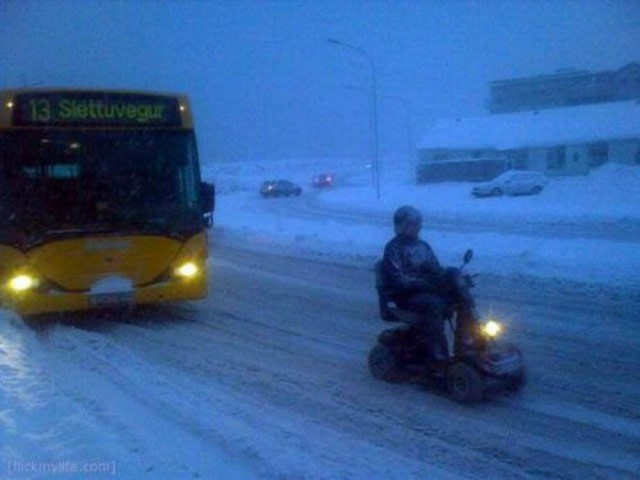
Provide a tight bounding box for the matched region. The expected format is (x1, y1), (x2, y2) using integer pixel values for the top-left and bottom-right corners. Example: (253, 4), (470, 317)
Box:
(418, 148), (502, 163)
(416, 101), (640, 180)
(527, 148), (547, 172)
(417, 138), (639, 179)
(564, 145), (590, 176)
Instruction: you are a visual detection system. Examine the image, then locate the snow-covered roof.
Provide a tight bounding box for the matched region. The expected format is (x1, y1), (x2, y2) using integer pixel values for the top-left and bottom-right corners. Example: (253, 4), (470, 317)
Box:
(418, 100), (640, 150)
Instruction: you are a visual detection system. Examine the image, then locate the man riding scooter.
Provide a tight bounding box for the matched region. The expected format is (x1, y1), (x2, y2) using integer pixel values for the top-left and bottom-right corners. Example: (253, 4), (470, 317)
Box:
(380, 205), (479, 360)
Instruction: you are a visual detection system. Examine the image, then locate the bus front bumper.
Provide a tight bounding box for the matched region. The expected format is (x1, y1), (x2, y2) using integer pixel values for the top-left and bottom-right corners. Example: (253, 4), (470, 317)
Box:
(3, 276), (208, 317)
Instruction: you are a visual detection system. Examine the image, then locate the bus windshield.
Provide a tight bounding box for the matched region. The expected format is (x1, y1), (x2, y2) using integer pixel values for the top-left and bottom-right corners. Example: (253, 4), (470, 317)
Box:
(0, 129), (201, 243)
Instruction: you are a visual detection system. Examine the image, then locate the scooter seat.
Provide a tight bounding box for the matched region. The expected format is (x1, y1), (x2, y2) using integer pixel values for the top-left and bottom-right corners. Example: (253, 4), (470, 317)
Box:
(375, 259), (429, 326)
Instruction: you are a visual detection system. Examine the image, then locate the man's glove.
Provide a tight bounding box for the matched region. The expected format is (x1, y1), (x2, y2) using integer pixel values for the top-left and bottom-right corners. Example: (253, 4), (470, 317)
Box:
(441, 267), (462, 291)
(445, 266), (461, 278)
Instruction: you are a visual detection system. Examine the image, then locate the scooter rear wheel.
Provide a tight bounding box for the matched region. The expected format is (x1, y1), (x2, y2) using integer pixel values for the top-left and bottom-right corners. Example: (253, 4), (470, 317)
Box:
(368, 343), (404, 383)
(447, 362), (484, 403)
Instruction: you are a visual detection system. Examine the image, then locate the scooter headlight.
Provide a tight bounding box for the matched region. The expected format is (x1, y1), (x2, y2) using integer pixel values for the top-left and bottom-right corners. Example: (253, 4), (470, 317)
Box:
(481, 320), (503, 338)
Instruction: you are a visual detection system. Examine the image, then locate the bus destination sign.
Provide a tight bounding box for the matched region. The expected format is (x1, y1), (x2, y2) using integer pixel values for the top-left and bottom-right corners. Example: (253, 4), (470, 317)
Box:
(13, 92), (182, 127)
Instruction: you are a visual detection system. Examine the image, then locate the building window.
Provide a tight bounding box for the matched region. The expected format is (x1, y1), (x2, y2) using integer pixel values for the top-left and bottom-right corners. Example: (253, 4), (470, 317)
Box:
(434, 152), (449, 161)
(471, 150), (482, 159)
(506, 149), (529, 170)
(546, 146), (566, 170)
(587, 142), (609, 167)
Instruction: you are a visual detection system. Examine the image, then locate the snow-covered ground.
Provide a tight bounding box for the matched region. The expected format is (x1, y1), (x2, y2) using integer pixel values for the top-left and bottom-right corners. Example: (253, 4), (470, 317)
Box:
(2, 158), (639, 479)
(205, 159), (640, 287)
(0, 312), (253, 479)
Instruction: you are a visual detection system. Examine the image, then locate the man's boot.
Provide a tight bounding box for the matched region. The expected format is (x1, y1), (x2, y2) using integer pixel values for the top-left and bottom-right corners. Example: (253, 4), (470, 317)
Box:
(431, 335), (449, 362)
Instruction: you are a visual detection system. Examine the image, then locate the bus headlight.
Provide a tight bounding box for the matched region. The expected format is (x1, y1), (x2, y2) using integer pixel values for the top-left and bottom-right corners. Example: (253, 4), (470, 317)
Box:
(174, 262), (198, 278)
(481, 320), (503, 338)
(8, 274), (37, 292)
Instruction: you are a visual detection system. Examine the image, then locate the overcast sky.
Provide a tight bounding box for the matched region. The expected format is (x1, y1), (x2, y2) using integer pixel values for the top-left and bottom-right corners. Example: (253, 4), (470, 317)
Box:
(1, 0), (639, 164)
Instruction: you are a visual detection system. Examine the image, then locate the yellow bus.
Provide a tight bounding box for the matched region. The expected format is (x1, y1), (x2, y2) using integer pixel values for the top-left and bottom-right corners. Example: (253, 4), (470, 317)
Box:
(0, 89), (214, 316)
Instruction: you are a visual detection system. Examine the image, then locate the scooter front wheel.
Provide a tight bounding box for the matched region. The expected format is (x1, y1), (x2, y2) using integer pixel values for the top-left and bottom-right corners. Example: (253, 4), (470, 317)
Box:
(447, 362), (484, 403)
(368, 343), (404, 383)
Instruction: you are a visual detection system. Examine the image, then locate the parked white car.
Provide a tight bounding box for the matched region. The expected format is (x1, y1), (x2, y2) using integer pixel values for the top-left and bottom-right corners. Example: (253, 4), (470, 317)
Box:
(472, 170), (549, 197)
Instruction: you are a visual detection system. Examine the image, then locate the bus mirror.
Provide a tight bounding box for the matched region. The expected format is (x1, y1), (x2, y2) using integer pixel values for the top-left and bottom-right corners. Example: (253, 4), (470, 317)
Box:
(201, 182), (215, 214)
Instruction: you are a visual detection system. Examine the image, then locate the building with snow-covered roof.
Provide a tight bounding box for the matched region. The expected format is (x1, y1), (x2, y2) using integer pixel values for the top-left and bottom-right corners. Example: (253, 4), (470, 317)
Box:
(416, 100), (640, 183)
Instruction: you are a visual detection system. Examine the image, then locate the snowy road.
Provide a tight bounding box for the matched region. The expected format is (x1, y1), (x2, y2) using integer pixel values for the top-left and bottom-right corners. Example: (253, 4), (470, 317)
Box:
(3, 158), (640, 478)
(7, 239), (638, 479)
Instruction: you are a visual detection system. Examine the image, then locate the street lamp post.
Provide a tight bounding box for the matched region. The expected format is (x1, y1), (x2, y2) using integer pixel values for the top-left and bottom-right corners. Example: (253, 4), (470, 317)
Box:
(328, 38), (381, 200)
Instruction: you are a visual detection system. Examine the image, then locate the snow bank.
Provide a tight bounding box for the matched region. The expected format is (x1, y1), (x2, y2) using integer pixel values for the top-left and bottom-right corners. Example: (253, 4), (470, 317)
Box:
(0, 311), (115, 476)
(324, 163), (640, 223)
(0, 311), (255, 479)
(201, 156), (378, 194)
(207, 160), (640, 287)
(205, 159), (640, 222)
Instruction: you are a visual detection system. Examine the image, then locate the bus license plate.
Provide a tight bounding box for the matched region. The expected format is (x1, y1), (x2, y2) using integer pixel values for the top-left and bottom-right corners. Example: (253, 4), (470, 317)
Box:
(89, 292), (134, 308)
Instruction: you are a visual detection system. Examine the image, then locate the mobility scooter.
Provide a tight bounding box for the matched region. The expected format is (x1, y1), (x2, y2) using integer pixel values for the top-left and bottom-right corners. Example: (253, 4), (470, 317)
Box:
(368, 250), (526, 403)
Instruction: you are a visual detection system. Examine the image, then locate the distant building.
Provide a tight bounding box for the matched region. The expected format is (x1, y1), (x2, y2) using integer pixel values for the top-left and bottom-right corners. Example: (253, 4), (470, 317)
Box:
(488, 63), (640, 114)
(416, 100), (640, 183)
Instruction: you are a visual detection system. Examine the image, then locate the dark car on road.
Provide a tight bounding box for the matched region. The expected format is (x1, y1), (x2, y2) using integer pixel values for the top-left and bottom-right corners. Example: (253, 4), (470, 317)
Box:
(260, 179), (302, 198)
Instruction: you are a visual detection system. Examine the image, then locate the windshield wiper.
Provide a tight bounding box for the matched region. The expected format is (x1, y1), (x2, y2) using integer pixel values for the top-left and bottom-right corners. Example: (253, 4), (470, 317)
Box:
(107, 215), (187, 239)
(45, 226), (112, 235)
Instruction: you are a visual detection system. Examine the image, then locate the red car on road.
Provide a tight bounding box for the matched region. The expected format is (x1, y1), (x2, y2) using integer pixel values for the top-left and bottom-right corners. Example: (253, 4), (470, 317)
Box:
(312, 173), (335, 188)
